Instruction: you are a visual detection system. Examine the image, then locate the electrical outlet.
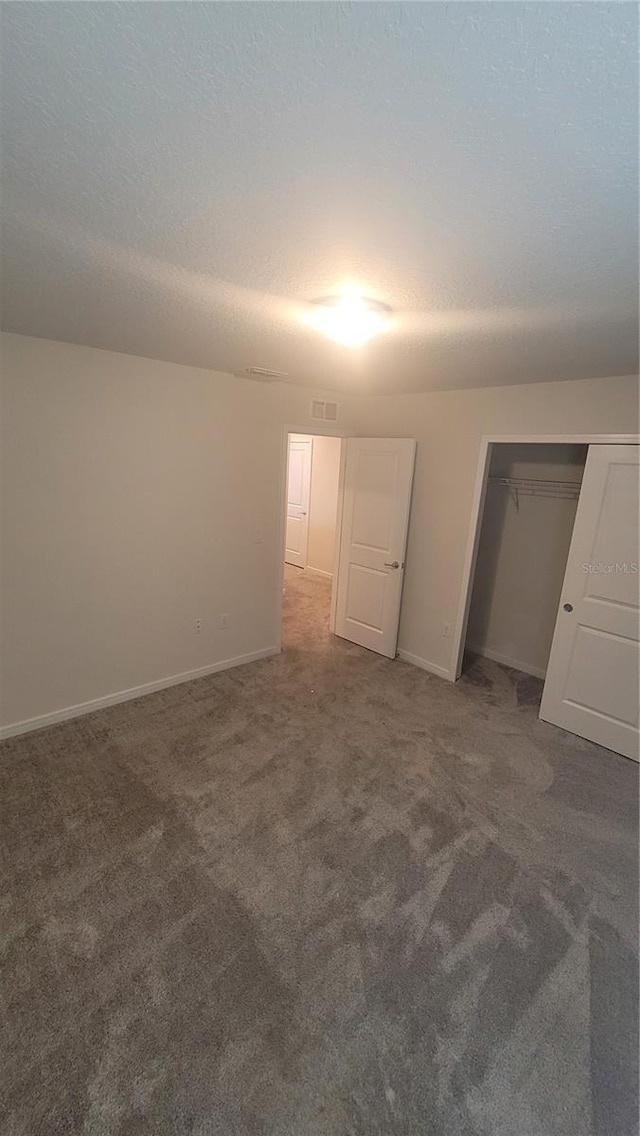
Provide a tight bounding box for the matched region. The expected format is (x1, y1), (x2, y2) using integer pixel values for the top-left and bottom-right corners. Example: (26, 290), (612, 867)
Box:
(219, 613), (229, 630)
(442, 622), (451, 638)
(195, 618), (203, 634)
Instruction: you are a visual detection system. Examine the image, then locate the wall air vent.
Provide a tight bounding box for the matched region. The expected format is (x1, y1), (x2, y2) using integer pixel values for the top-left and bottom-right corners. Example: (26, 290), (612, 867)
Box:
(311, 399), (338, 422)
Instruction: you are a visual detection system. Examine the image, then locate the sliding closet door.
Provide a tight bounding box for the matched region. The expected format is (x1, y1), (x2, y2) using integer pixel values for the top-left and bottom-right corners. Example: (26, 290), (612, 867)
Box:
(539, 445), (639, 761)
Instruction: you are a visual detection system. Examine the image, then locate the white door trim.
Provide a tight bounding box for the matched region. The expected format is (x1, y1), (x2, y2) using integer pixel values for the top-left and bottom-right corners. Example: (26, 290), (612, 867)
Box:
(276, 423), (351, 651)
(451, 433), (640, 682)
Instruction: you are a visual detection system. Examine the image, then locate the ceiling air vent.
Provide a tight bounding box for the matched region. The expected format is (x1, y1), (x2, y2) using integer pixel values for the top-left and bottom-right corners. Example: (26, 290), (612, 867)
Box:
(244, 366), (289, 381)
(311, 399), (338, 422)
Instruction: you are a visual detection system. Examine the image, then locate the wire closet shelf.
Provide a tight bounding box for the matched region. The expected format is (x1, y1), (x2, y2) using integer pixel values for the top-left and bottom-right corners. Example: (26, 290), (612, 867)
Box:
(489, 476), (582, 508)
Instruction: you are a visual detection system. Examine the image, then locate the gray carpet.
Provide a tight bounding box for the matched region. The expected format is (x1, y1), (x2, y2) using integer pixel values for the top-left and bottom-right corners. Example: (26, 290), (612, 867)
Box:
(1, 565), (638, 1135)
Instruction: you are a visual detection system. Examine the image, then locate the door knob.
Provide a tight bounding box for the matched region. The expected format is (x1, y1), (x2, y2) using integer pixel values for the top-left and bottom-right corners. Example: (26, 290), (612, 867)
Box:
(384, 560), (400, 569)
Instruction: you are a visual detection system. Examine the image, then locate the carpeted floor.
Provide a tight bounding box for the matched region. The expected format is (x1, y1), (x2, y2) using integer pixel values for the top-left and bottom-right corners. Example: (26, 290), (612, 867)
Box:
(1, 565), (638, 1135)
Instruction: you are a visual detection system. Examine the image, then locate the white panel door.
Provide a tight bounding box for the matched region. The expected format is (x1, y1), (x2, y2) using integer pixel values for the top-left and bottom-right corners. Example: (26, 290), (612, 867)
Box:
(334, 438), (416, 658)
(540, 445), (639, 761)
(285, 438), (312, 568)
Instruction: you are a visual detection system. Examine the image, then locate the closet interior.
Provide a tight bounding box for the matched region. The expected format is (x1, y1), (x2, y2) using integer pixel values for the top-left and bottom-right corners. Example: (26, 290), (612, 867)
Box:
(465, 443), (589, 678)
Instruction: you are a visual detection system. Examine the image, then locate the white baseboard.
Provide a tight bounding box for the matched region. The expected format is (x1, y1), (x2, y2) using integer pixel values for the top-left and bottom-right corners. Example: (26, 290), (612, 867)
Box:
(397, 649), (454, 682)
(466, 643), (546, 680)
(0, 646), (281, 741)
(306, 566), (333, 580)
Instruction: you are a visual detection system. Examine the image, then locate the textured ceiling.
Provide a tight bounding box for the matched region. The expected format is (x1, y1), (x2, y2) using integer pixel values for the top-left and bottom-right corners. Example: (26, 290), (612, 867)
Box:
(1, 2), (638, 393)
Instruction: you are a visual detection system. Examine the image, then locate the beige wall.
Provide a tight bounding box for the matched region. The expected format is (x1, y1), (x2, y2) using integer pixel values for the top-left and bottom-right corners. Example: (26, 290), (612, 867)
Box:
(466, 444), (587, 677)
(306, 435), (341, 577)
(0, 333), (353, 730)
(1, 331), (637, 730)
(348, 374), (639, 677)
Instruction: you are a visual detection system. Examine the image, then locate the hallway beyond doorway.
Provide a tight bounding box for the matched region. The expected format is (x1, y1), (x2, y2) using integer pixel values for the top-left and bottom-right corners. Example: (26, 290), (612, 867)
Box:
(282, 563), (332, 652)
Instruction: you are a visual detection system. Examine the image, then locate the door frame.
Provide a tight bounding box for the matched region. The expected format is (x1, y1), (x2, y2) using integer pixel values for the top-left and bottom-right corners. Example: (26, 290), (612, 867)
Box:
(276, 423), (351, 651)
(451, 433), (640, 682)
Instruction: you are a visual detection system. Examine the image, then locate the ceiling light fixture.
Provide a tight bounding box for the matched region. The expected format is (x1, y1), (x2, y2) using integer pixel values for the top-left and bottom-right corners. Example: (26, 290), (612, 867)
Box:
(309, 294), (391, 348)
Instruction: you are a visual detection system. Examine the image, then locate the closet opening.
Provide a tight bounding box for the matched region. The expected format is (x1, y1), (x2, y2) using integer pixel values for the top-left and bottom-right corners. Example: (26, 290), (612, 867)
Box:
(462, 442), (588, 688)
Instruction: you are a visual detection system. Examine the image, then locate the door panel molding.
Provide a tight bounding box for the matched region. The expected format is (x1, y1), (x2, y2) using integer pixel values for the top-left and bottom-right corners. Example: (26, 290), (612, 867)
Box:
(539, 444), (639, 761)
(334, 438), (416, 659)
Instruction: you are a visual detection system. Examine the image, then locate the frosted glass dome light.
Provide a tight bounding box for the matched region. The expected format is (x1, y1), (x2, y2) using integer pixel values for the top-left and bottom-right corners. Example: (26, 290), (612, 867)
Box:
(308, 294), (391, 347)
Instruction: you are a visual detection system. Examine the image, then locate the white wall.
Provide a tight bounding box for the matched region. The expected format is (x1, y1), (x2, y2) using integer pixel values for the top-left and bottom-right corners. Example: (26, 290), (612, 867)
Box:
(0, 333), (353, 731)
(466, 444), (587, 677)
(348, 374), (639, 678)
(1, 332), (637, 731)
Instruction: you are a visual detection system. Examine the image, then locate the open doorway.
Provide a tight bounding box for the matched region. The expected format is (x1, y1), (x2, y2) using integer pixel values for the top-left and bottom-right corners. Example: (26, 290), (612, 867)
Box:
(283, 433), (342, 651)
(279, 432), (417, 659)
(462, 442), (588, 690)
